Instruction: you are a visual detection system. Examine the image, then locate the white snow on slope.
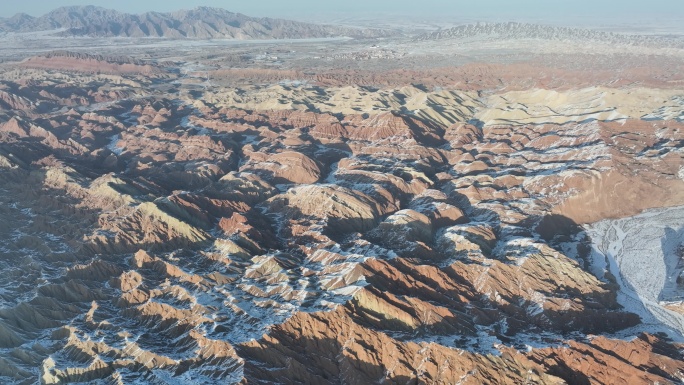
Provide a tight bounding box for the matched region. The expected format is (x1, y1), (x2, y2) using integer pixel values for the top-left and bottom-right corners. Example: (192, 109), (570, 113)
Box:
(106, 134), (124, 155)
(585, 206), (684, 340)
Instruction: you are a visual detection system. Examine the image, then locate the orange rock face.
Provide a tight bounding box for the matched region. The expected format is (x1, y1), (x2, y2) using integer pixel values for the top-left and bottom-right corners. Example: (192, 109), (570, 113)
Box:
(528, 334), (684, 385)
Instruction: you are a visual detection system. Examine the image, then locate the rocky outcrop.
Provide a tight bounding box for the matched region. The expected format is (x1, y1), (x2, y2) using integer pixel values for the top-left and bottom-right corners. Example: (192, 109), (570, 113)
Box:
(267, 184), (385, 235)
(240, 308), (566, 385)
(241, 151), (321, 185)
(528, 334), (684, 385)
(21, 51), (163, 75)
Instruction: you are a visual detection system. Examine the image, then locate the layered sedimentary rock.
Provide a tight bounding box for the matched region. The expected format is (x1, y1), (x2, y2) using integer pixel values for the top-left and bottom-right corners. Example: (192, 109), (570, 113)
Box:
(21, 51), (164, 76)
(1, 23), (684, 384)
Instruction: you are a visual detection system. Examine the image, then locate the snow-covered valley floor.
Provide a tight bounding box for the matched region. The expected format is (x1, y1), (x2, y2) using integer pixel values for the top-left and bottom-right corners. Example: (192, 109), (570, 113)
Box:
(585, 206), (684, 340)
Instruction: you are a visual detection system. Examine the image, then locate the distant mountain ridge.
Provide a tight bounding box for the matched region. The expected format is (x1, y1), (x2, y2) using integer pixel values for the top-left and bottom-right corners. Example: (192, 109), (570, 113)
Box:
(0, 5), (390, 39)
(417, 22), (684, 48)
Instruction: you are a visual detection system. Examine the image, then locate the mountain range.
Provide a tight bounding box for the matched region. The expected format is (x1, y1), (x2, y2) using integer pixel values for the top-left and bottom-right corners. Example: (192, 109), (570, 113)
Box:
(0, 5), (389, 39)
(417, 21), (684, 48)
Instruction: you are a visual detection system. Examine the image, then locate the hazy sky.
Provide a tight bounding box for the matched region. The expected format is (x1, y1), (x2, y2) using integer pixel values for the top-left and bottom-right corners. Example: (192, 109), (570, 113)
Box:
(0, 0), (682, 22)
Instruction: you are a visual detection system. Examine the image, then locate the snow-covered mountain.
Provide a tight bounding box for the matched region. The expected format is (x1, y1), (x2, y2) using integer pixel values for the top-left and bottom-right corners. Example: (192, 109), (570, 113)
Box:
(0, 5), (390, 39)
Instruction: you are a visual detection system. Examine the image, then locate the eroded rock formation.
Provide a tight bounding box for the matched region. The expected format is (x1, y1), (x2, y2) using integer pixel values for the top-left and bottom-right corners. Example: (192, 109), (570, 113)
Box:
(1, 24), (684, 384)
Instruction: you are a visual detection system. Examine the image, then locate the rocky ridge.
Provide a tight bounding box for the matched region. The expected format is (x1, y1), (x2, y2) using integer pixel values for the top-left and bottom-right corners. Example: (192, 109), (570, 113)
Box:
(20, 51), (166, 76)
(0, 6), (389, 39)
(0, 38), (683, 384)
(418, 22), (684, 48)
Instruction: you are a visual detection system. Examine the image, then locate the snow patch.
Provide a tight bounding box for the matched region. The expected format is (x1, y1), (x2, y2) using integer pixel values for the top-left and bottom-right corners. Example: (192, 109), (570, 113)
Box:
(106, 134), (124, 155)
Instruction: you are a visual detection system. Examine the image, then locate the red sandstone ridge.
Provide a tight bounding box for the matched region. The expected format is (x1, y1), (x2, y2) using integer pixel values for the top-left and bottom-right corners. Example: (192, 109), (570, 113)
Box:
(20, 51), (164, 75)
(528, 334), (684, 385)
